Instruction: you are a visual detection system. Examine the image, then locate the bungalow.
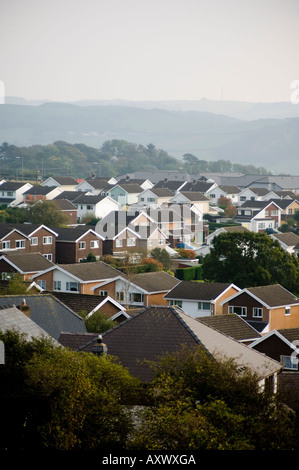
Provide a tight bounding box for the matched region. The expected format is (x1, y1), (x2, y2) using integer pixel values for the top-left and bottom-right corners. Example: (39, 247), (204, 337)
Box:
(66, 305), (282, 388)
(0, 252), (55, 280)
(220, 284), (299, 333)
(270, 232), (299, 255)
(105, 270), (180, 308)
(164, 281), (241, 318)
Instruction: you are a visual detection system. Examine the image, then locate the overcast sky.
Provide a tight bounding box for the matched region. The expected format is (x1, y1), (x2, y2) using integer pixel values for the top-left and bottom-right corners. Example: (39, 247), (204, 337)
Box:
(1, 0), (299, 103)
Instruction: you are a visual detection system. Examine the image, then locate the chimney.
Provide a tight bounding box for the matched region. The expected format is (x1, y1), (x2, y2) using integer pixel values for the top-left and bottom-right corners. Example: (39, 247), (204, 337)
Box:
(18, 299), (31, 318)
(92, 335), (107, 356)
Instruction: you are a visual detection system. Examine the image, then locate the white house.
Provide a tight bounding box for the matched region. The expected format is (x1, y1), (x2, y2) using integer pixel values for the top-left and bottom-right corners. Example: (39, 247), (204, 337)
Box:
(0, 181), (33, 207)
(73, 194), (119, 222)
(138, 188), (174, 208)
(41, 177), (79, 191)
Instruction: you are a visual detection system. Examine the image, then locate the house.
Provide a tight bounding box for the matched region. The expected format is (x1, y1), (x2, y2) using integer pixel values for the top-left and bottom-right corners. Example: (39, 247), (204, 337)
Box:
(41, 176), (79, 191)
(0, 181), (33, 206)
(107, 183), (143, 208)
(53, 226), (104, 263)
(270, 198), (299, 222)
(164, 281), (241, 318)
(22, 185), (63, 203)
(0, 222), (58, 261)
(205, 225), (249, 246)
(105, 271), (180, 308)
(31, 260), (125, 296)
(220, 284), (299, 333)
(181, 180), (217, 197)
(75, 177), (114, 195)
(270, 232), (299, 255)
(72, 193), (119, 222)
(234, 200), (282, 232)
(207, 185), (241, 205)
(198, 313), (262, 345)
(152, 179), (187, 194)
(0, 304), (60, 345)
(117, 176), (154, 191)
(48, 291), (130, 323)
(0, 252), (55, 280)
(171, 191), (211, 215)
(64, 305), (282, 387)
(0, 294), (87, 340)
(96, 210), (168, 258)
(138, 188), (174, 208)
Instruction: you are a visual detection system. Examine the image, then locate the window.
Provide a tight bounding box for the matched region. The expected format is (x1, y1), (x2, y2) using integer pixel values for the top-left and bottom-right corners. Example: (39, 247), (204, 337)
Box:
(66, 282), (79, 292)
(43, 236), (52, 245)
(228, 306), (247, 316)
(86, 205), (93, 210)
(198, 302), (211, 311)
(2, 241), (10, 249)
(99, 290), (108, 297)
(129, 293), (143, 303)
(43, 254), (52, 261)
(38, 280), (46, 290)
(253, 307), (263, 318)
(115, 239), (123, 248)
(281, 355), (298, 370)
(16, 240), (25, 248)
(127, 238), (136, 246)
(79, 241), (86, 249)
(285, 306), (291, 315)
(54, 281), (61, 291)
(90, 240), (99, 249)
(30, 237), (38, 245)
(116, 291), (124, 302)
(158, 239), (164, 245)
(170, 300), (182, 307)
(240, 196), (246, 201)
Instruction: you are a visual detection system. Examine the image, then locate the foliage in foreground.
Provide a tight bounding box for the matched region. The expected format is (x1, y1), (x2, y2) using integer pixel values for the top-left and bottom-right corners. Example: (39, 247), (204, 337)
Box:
(0, 332), (297, 451)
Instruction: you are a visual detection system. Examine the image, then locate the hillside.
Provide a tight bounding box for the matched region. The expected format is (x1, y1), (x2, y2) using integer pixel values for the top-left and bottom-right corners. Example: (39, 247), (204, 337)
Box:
(0, 101), (299, 174)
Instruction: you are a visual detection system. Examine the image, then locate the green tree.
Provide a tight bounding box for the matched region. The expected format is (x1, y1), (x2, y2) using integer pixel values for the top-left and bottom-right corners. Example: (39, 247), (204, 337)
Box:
(129, 346), (297, 451)
(150, 247), (172, 269)
(27, 200), (68, 226)
(202, 231), (299, 292)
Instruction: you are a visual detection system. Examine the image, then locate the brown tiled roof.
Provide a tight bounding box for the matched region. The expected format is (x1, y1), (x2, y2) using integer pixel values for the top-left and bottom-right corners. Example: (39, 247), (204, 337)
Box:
(46, 291), (108, 314)
(132, 271), (180, 293)
(1, 252), (55, 273)
(179, 191), (210, 201)
(59, 332), (98, 350)
(198, 314), (261, 342)
(277, 328), (299, 343)
(246, 284), (299, 308)
(164, 281), (236, 301)
(272, 232), (299, 246)
(58, 261), (125, 281)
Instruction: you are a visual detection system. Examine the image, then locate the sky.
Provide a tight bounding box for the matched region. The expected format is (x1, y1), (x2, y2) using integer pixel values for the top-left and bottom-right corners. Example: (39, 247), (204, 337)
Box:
(1, 0), (299, 103)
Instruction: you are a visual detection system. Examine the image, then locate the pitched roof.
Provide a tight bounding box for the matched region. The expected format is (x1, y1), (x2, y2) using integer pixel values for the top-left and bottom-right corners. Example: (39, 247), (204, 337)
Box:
(74, 305), (281, 382)
(47, 291), (125, 316)
(146, 188), (174, 197)
(52, 199), (77, 211)
(23, 185), (57, 195)
(70, 193), (106, 204)
(272, 232), (299, 246)
(164, 281), (238, 301)
(131, 271), (180, 293)
(113, 183), (143, 193)
(223, 284), (299, 309)
(0, 305), (60, 345)
(53, 226), (103, 242)
(0, 252), (55, 273)
(0, 294), (86, 340)
(178, 191), (210, 201)
(198, 314), (262, 342)
(55, 261), (124, 282)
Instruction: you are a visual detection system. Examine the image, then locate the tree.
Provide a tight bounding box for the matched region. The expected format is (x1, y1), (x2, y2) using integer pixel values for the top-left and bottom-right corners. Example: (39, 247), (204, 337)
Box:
(150, 247), (172, 270)
(202, 231), (299, 293)
(129, 346), (298, 450)
(27, 200), (68, 226)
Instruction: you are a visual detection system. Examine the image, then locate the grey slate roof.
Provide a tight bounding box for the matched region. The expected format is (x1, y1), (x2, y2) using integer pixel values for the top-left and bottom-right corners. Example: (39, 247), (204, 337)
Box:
(72, 305), (281, 382)
(131, 271), (180, 293)
(0, 305), (60, 345)
(0, 252), (55, 273)
(198, 314), (262, 342)
(56, 261), (125, 282)
(0, 294), (87, 340)
(164, 281), (237, 301)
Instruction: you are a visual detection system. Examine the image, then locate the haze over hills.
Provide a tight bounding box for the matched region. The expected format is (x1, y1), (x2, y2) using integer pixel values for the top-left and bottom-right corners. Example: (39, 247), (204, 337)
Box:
(1, 97), (299, 174)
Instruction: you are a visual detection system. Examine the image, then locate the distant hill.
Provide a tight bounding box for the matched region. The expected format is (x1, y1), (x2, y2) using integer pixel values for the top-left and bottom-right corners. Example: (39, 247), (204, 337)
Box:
(0, 100), (299, 174)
